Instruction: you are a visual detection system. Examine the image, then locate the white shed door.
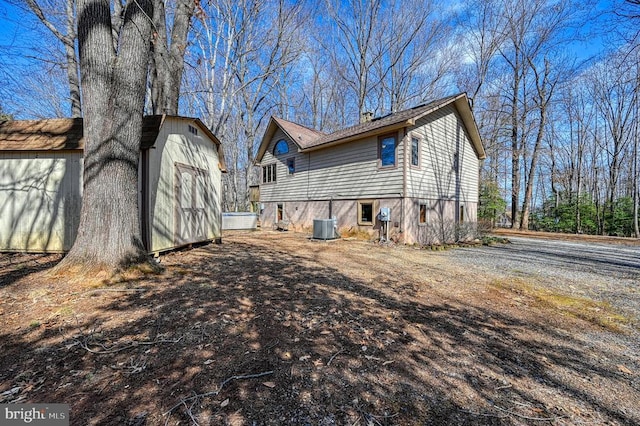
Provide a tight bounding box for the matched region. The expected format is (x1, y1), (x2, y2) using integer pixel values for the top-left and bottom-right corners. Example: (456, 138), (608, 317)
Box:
(175, 164), (208, 245)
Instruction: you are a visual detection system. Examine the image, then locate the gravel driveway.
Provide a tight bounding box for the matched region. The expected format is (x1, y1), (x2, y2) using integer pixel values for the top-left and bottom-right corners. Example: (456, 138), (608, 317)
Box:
(448, 236), (640, 320)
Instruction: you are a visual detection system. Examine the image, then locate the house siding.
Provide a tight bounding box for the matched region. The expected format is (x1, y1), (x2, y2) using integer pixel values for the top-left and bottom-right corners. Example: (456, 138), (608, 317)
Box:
(405, 105), (479, 203)
(260, 129), (404, 202)
(0, 151), (82, 252)
(257, 98), (482, 244)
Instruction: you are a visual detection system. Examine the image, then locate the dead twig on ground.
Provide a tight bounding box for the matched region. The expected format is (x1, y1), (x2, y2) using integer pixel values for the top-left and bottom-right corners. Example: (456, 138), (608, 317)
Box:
(76, 335), (182, 355)
(492, 404), (565, 422)
(327, 348), (344, 366)
(163, 370), (274, 418)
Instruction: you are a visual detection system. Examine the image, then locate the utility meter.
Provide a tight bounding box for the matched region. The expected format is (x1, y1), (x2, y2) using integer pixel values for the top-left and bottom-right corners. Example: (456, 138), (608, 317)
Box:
(380, 207), (391, 222)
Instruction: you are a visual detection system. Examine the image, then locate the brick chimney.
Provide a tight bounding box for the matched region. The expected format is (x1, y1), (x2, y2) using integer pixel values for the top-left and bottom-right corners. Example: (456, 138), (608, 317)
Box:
(360, 111), (373, 123)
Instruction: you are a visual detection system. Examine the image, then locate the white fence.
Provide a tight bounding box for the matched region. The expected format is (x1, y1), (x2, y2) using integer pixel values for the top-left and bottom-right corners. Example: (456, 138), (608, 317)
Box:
(222, 212), (258, 230)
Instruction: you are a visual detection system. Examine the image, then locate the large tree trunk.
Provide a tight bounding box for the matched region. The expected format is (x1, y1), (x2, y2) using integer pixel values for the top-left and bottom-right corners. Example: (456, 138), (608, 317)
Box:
(58, 0), (153, 272)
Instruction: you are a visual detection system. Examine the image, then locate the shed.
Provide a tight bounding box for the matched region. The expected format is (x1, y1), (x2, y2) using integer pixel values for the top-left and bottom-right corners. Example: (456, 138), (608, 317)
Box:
(0, 115), (226, 254)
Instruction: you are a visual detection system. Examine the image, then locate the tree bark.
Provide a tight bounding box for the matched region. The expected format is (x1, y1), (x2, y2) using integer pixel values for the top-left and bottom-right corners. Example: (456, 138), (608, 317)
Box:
(150, 0), (195, 115)
(58, 0), (153, 272)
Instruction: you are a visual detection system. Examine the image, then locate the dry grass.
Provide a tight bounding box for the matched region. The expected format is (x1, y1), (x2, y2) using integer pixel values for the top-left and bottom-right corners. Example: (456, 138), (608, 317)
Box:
(490, 278), (633, 333)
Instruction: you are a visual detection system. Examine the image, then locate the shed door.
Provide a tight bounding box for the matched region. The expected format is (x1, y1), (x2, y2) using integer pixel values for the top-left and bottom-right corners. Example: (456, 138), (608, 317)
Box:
(175, 164), (209, 245)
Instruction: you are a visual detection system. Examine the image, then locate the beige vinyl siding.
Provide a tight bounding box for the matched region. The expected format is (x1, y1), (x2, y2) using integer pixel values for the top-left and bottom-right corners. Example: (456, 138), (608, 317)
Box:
(145, 118), (222, 253)
(0, 151), (82, 252)
(405, 105), (479, 203)
(260, 129), (404, 202)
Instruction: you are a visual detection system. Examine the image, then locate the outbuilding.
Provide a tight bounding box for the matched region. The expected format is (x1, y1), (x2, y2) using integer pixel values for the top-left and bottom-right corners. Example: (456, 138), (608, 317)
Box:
(0, 115), (226, 254)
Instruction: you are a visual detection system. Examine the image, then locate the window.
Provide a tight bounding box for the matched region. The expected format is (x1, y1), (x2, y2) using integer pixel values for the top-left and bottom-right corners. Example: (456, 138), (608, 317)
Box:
(262, 163), (276, 183)
(459, 205), (465, 223)
(188, 124), (198, 135)
(411, 137), (420, 167)
(277, 203), (284, 222)
(379, 134), (397, 167)
(419, 203), (427, 224)
(273, 139), (289, 156)
(357, 200), (376, 225)
(453, 152), (459, 173)
(287, 157), (295, 174)
(419, 201), (434, 225)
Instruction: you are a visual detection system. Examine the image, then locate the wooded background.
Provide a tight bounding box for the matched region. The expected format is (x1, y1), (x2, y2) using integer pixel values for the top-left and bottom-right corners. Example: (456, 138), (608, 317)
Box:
(1, 0), (638, 237)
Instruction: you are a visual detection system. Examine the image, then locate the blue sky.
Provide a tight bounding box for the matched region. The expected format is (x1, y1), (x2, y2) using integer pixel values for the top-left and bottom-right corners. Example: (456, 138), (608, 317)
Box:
(0, 0), (623, 118)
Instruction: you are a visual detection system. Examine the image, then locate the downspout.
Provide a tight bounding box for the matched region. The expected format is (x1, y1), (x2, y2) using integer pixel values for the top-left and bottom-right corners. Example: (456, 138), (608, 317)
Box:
(402, 127), (407, 240)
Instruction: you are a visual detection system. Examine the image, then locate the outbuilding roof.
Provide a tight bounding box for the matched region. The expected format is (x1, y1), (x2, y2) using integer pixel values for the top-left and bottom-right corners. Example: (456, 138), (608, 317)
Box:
(0, 115), (220, 152)
(256, 93), (485, 162)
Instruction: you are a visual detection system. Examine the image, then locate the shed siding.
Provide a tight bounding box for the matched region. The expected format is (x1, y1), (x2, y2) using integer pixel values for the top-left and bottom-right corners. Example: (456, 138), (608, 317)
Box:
(146, 118), (222, 253)
(260, 129), (404, 202)
(0, 151), (82, 252)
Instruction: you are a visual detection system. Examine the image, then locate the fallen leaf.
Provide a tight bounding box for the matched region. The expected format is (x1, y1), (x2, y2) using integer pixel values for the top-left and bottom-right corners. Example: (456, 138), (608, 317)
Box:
(299, 355), (311, 361)
(204, 359), (214, 365)
(382, 360), (394, 366)
(262, 381), (276, 388)
(220, 398), (229, 407)
(617, 364), (633, 375)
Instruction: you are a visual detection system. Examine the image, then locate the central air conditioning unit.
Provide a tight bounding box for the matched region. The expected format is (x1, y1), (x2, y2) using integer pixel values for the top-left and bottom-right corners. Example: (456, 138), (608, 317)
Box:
(313, 218), (338, 240)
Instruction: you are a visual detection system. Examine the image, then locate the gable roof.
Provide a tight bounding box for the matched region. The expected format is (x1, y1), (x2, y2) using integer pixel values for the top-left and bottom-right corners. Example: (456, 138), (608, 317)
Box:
(256, 117), (325, 160)
(256, 93), (486, 162)
(0, 115), (226, 171)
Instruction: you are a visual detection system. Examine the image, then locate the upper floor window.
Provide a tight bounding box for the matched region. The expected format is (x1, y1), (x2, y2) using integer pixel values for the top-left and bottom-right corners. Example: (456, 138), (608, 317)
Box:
(188, 124), (198, 135)
(262, 163), (276, 183)
(411, 137), (420, 167)
(273, 139), (289, 156)
(379, 134), (397, 167)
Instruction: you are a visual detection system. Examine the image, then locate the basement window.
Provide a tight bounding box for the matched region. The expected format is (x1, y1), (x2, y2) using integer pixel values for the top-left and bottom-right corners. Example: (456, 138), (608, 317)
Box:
(357, 200), (375, 226)
(419, 203), (427, 224)
(277, 203), (284, 222)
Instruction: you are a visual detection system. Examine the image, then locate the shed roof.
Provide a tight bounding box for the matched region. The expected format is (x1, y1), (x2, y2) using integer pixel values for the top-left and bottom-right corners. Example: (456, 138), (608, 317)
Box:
(256, 93), (485, 162)
(0, 115), (220, 153)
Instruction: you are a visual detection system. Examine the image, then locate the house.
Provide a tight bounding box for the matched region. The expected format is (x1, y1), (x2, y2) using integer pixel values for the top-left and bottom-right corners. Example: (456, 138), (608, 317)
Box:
(255, 93), (485, 244)
(0, 115), (226, 253)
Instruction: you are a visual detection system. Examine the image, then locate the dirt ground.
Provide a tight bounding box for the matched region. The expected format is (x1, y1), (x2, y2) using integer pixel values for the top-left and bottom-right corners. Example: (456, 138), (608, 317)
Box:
(1, 230), (638, 425)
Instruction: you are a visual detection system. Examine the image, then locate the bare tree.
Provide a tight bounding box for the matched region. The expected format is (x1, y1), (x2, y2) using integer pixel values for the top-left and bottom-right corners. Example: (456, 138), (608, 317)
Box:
(520, 57), (559, 229)
(21, 0), (82, 117)
(185, 0), (306, 211)
(323, 0), (383, 122)
(149, 0), (195, 115)
(587, 53), (636, 233)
